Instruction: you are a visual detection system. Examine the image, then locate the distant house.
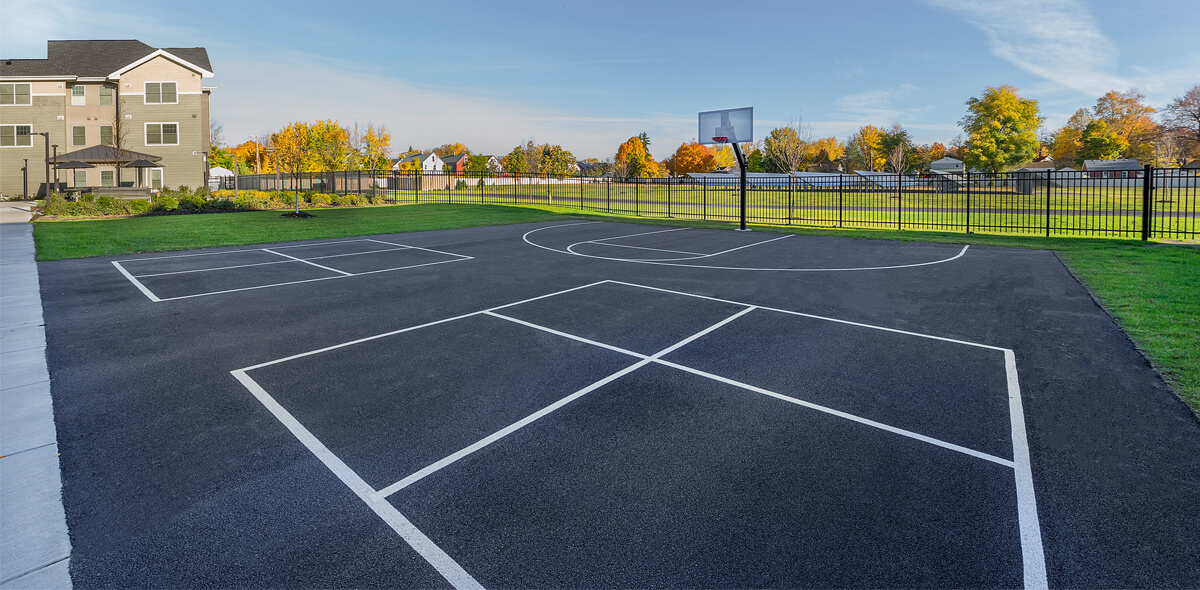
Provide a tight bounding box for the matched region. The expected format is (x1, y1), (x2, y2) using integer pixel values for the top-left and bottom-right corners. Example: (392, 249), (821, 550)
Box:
(441, 153), (468, 174)
(478, 155), (502, 173)
(931, 157), (964, 172)
(392, 152), (444, 174)
(1014, 156), (1055, 171)
(1083, 159), (1142, 178)
(1182, 160), (1200, 170)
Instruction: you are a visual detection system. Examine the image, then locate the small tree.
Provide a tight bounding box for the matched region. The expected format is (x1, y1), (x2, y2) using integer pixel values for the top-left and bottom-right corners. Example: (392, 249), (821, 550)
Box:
(763, 119), (814, 173)
(271, 122), (311, 193)
(104, 98), (134, 187)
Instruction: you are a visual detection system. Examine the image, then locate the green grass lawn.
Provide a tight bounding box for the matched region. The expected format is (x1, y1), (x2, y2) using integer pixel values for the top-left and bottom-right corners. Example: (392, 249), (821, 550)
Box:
(32, 202), (1199, 415)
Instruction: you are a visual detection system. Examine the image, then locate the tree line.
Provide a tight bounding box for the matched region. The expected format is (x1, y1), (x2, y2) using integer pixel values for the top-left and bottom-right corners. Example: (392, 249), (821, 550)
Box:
(209, 83), (1199, 180)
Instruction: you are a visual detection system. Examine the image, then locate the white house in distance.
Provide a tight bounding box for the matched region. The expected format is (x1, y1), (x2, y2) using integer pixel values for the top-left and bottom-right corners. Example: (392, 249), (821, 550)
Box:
(1083, 159), (1142, 178)
(931, 157), (964, 172)
(392, 152), (444, 173)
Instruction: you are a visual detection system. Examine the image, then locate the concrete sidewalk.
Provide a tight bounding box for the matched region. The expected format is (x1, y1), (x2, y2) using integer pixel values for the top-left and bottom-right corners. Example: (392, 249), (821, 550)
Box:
(0, 201), (72, 589)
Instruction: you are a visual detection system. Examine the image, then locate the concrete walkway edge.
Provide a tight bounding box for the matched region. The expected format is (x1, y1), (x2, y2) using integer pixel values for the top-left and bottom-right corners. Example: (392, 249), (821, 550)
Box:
(0, 202), (72, 589)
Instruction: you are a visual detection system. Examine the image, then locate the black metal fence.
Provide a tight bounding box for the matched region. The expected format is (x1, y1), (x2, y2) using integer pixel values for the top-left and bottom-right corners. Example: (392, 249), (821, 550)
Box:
(220, 166), (1199, 240)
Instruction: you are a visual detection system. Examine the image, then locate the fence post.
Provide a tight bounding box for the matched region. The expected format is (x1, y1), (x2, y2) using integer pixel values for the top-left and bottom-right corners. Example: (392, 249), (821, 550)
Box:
(703, 177), (707, 219)
(635, 179), (639, 216)
(896, 172), (902, 230)
(1141, 164), (1153, 240)
(837, 173), (843, 227)
(1045, 170), (1052, 237)
(965, 171), (971, 233)
(667, 176), (672, 217)
(606, 178), (610, 212)
(787, 175), (796, 225)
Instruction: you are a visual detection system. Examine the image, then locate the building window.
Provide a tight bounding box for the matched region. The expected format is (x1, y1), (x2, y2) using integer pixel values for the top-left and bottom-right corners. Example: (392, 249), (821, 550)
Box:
(0, 83), (32, 106)
(101, 171), (115, 187)
(0, 124), (32, 147)
(71, 85), (86, 106)
(145, 82), (177, 104)
(72, 126), (86, 146)
(151, 168), (163, 190)
(100, 85), (114, 106)
(100, 125), (113, 146)
(74, 170), (87, 187)
(145, 123), (178, 145)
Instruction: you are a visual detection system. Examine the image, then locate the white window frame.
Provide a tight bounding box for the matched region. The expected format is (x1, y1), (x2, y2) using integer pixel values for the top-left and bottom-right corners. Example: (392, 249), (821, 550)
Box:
(99, 84), (114, 106)
(101, 170), (115, 187)
(74, 170), (87, 187)
(71, 84), (86, 106)
(143, 81), (178, 105)
(72, 125), (87, 146)
(0, 124), (34, 148)
(150, 168), (164, 190)
(100, 125), (113, 146)
(0, 83), (32, 106)
(144, 122), (179, 146)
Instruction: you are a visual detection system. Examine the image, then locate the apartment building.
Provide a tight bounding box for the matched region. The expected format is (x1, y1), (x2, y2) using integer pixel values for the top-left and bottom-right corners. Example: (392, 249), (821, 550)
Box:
(0, 40), (213, 197)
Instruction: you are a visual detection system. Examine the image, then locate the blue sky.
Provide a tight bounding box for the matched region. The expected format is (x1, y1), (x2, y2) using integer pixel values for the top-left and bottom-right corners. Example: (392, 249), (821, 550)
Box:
(3, 0), (1196, 160)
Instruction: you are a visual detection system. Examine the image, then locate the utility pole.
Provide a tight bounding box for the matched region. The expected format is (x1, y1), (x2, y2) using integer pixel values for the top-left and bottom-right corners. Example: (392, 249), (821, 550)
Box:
(23, 158), (29, 198)
(51, 144), (59, 190)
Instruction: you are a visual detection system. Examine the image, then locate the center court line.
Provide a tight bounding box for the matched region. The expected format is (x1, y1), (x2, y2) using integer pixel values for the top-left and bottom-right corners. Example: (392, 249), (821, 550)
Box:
(375, 308), (1012, 502)
(373, 307), (758, 498)
(262, 248), (353, 276)
(231, 370), (483, 590)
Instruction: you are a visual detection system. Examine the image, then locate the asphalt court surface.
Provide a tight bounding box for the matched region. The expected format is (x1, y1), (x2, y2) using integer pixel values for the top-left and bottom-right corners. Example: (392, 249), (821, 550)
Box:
(35, 220), (1200, 588)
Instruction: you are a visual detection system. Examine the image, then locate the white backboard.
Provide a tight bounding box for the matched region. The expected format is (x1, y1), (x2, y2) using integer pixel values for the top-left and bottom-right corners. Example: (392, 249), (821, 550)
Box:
(698, 107), (753, 145)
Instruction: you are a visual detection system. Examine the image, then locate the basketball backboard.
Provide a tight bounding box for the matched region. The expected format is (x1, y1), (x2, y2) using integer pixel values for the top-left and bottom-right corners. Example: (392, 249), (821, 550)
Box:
(698, 107), (753, 145)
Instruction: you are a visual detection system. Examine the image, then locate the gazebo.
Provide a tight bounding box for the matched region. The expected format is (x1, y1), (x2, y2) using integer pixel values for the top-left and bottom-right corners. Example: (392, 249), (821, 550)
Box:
(49, 146), (163, 188)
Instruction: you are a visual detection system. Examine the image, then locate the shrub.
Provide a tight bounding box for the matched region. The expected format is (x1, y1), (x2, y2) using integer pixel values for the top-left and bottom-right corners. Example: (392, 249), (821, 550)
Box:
(178, 194), (206, 211)
(94, 196), (124, 214)
(126, 200), (152, 215)
(153, 196), (179, 212)
(233, 193), (272, 210)
(456, 180), (469, 190)
(332, 194), (364, 207)
(308, 193), (331, 207)
(79, 193), (96, 203)
(207, 198), (236, 211)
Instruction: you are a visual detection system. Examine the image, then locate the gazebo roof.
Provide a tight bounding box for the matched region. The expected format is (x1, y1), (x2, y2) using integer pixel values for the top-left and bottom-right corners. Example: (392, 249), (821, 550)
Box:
(50, 146), (162, 165)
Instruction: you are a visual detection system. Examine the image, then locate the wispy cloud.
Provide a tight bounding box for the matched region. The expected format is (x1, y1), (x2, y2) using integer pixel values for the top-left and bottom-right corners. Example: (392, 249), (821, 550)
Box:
(215, 50), (690, 159)
(921, 0), (1127, 95)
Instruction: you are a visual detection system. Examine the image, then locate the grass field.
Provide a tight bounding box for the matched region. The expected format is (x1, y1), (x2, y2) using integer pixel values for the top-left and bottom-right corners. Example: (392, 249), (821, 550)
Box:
(32, 202), (1199, 415)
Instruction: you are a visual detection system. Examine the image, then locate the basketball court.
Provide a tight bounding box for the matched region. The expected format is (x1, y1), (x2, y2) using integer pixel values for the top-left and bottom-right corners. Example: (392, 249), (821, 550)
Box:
(36, 218), (1200, 588)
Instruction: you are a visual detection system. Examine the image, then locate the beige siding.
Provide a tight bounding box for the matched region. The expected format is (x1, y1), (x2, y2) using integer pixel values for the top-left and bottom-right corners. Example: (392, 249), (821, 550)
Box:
(119, 56), (203, 98)
(123, 93), (206, 188)
(0, 93), (67, 197)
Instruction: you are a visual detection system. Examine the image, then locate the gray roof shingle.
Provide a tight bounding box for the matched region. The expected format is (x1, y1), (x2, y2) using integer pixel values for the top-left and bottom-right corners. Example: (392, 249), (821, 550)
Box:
(2, 40), (211, 78)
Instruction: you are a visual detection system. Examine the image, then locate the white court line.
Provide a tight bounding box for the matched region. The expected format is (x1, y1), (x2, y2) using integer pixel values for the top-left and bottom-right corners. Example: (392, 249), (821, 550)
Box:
(263, 248), (354, 276)
(234, 279), (1046, 588)
(375, 306), (757, 498)
(1006, 350), (1048, 589)
(569, 233), (793, 262)
(605, 280), (1007, 352)
(132, 247), (416, 278)
(653, 358), (1014, 467)
(585, 227), (690, 243)
(236, 281), (611, 371)
(525, 222), (970, 272)
(111, 261), (161, 302)
(122, 258), (472, 303)
(365, 239), (474, 260)
(481, 310), (1013, 468)
(582, 241), (707, 256)
(119, 238), (378, 261)
(231, 370), (483, 590)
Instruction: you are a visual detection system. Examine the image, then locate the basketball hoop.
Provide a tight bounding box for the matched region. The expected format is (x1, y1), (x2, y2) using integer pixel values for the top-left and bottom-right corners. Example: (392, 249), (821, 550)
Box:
(712, 137), (728, 144)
